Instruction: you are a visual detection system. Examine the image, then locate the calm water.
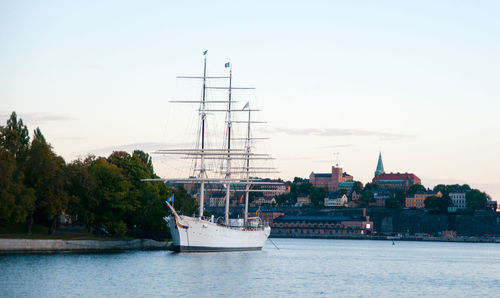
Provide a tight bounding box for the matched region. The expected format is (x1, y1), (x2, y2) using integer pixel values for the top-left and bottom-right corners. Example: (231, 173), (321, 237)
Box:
(1, 239), (499, 297)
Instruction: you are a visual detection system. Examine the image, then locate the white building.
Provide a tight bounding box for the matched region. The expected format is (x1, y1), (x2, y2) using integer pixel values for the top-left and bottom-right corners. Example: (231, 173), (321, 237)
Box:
(259, 179), (290, 198)
(252, 197), (276, 206)
(450, 192), (467, 209)
(209, 197), (225, 207)
(324, 193), (348, 207)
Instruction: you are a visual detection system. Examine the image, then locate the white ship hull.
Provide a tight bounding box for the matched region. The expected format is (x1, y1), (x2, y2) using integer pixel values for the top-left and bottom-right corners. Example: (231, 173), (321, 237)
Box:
(167, 216), (271, 252)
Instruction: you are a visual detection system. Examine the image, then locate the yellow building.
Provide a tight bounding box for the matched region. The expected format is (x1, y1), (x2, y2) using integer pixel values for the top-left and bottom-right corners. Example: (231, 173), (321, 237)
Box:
(405, 191), (442, 208)
(297, 195), (311, 206)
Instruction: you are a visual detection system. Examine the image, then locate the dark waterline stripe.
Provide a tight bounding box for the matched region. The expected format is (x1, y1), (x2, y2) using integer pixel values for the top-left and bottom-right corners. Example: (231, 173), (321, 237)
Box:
(175, 245), (262, 252)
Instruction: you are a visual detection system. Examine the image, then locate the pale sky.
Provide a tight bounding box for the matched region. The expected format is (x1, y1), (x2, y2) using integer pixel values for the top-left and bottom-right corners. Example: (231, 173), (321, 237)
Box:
(1, 1), (499, 200)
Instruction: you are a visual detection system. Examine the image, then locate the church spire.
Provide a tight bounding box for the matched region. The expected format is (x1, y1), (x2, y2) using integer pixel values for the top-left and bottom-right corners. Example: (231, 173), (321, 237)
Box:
(375, 152), (385, 176)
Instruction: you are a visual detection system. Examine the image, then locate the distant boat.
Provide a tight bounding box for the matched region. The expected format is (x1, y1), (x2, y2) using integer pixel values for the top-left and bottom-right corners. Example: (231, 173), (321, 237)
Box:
(144, 52), (277, 252)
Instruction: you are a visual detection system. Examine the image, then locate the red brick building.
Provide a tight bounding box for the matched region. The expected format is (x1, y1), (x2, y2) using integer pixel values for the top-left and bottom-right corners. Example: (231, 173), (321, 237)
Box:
(372, 172), (421, 191)
(248, 209), (284, 225)
(310, 165), (353, 192)
(270, 209), (373, 236)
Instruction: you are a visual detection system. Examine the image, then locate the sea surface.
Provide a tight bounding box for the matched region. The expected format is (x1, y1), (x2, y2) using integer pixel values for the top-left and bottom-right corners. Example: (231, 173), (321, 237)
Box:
(1, 239), (499, 297)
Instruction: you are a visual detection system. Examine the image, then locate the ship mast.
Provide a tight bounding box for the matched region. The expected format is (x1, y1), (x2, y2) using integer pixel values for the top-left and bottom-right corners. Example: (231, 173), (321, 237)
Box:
(142, 53), (281, 225)
(244, 103), (251, 225)
(199, 53), (207, 218)
(224, 65), (232, 225)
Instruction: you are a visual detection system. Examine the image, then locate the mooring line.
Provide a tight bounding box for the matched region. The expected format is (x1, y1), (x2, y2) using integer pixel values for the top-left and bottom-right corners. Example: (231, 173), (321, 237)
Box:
(268, 238), (280, 250)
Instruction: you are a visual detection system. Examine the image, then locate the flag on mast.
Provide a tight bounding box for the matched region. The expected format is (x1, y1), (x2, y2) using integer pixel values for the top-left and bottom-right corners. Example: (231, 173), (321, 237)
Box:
(166, 194), (174, 203)
(225, 62), (230, 68)
(203, 50), (208, 55)
(242, 101), (250, 110)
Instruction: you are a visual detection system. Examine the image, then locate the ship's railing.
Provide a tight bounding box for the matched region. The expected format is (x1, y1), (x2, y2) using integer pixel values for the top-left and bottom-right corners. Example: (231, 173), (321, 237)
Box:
(245, 217), (269, 230)
(210, 216), (269, 230)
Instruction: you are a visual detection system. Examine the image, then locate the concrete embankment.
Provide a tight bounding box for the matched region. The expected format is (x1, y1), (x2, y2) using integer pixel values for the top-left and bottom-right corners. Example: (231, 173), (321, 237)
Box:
(0, 239), (173, 254)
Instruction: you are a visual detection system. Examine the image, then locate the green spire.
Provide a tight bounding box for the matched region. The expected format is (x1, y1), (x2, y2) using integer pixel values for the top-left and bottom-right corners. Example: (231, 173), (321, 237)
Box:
(375, 152), (385, 176)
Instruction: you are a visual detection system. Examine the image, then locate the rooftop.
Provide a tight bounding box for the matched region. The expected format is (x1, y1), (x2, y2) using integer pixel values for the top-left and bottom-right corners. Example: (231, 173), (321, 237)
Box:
(374, 172), (420, 180)
(313, 173), (332, 178)
(327, 192), (346, 199)
(274, 215), (366, 223)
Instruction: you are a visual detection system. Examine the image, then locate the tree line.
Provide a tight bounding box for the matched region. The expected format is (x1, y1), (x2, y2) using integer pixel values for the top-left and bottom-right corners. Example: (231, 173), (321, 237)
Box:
(0, 112), (197, 236)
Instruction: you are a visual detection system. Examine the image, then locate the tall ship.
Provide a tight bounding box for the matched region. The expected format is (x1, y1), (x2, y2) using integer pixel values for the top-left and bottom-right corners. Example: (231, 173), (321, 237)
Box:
(144, 52), (277, 252)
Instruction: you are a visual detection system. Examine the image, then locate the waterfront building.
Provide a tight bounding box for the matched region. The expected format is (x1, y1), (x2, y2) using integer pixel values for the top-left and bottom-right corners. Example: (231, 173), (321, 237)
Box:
(209, 196), (226, 207)
(296, 194), (311, 206)
(449, 191), (468, 209)
(251, 197), (277, 206)
(351, 190), (361, 201)
(372, 153), (421, 191)
(270, 208), (373, 236)
(347, 190), (362, 207)
(248, 208), (285, 225)
(257, 178), (290, 198)
(373, 172), (421, 191)
(370, 188), (396, 207)
(405, 191), (442, 208)
(324, 192), (348, 207)
(487, 199), (497, 211)
(310, 165), (353, 192)
(338, 181), (356, 192)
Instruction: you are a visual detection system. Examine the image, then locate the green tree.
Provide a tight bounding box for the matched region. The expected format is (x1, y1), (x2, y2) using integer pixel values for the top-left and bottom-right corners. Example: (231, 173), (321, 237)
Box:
(171, 187), (198, 216)
(407, 184), (426, 195)
(0, 150), (36, 224)
(310, 187), (327, 207)
(0, 112), (35, 225)
(275, 192), (295, 206)
(132, 149), (154, 172)
(466, 189), (487, 210)
(424, 196), (440, 211)
(24, 128), (70, 235)
(352, 181), (363, 192)
(0, 112), (30, 161)
(385, 197), (400, 209)
(395, 188), (406, 201)
(297, 182), (314, 195)
(363, 183), (381, 191)
(360, 190), (374, 207)
(107, 151), (170, 233)
(88, 157), (134, 235)
(433, 184), (471, 197)
(385, 188), (406, 210)
(65, 156), (97, 230)
(424, 196), (451, 213)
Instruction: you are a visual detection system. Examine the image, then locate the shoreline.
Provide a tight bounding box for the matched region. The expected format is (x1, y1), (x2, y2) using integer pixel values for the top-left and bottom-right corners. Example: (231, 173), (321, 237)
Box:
(0, 238), (173, 254)
(2, 235), (498, 254)
(270, 234), (500, 243)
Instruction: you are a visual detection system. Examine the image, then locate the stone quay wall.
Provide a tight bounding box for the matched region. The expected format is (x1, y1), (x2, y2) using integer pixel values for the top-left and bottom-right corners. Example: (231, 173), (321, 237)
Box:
(0, 239), (172, 254)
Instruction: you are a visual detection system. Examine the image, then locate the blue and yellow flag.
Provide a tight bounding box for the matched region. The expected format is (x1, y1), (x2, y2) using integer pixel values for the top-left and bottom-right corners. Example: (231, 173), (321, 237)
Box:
(225, 62), (230, 68)
(166, 195), (174, 203)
